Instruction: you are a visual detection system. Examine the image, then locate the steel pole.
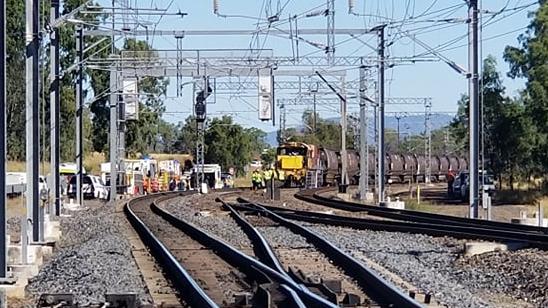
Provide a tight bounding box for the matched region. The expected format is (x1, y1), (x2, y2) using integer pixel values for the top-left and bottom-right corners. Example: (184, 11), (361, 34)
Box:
(359, 65), (367, 200)
(377, 26), (386, 203)
(0, 0), (7, 277)
(340, 76), (348, 188)
(50, 0), (60, 216)
(76, 27), (84, 206)
(397, 118), (400, 150)
(109, 65), (118, 201)
(468, 0), (479, 218)
(312, 92), (317, 134)
(26, 0), (40, 242)
(426, 101), (432, 184)
(118, 70), (125, 192)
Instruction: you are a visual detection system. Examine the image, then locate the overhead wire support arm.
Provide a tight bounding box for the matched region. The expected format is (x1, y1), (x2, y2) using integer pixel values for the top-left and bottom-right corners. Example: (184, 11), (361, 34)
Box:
(315, 71), (348, 189)
(314, 71), (346, 103)
(401, 31), (468, 76)
(47, 0), (93, 29)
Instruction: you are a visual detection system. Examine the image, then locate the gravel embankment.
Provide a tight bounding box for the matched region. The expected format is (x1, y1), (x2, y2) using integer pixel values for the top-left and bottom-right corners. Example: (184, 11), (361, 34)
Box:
(162, 194), (253, 249)
(26, 201), (151, 306)
(304, 223), (528, 308)
(455, 249), (548, 306)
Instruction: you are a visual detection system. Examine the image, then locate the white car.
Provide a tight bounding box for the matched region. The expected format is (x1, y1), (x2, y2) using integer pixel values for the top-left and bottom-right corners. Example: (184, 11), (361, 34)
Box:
(452, 171), (495, 201)
(90, 175), (109, 200)
(68, 175), (108, 200)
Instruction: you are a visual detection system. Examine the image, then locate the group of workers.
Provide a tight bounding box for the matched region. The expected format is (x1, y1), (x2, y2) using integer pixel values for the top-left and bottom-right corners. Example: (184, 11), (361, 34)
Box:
(251, 167), (282, 191)
(143, 175), (191, 194)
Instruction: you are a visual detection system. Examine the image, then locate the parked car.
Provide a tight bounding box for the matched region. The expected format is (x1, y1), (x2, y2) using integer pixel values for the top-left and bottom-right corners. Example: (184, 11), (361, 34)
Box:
(90, 175), (109, 200)
(452, 171), (495, 201)
(68, 175), (108, 200)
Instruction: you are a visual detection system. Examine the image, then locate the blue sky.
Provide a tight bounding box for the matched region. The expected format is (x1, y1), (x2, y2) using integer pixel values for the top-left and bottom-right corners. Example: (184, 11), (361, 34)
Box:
(97, 0), (538, 132)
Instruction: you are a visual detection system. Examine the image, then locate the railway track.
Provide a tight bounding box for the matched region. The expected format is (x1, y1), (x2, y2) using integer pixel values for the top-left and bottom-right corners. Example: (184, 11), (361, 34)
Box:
(125, 192), (340, 307)
(124, 190), (547, 307)
(294, 188), (548, 237)
(221, 200), (373, 307)
(217, 197), (423, 307)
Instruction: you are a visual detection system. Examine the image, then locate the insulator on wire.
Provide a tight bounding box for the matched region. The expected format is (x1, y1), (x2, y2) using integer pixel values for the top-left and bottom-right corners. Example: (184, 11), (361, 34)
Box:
(213, 0), (219, 14)
(348, 0), (355, 13)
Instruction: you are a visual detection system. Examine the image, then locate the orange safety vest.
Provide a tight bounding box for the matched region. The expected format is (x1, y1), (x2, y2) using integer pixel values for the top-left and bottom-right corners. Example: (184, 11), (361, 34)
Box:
(151, 179), (159, 192)
(143, 178), (150, 191)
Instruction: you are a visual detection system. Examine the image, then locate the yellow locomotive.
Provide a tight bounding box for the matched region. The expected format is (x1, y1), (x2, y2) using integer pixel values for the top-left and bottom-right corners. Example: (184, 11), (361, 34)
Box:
(276, 142), (321, 187)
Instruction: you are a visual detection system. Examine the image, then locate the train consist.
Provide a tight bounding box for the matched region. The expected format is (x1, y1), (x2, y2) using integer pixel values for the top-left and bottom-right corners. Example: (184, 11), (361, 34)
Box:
(276, 142), (468, 187)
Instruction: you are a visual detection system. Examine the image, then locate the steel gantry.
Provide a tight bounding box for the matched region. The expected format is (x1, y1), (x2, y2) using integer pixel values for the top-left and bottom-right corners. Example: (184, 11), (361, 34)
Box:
(94, 49), (355, 192)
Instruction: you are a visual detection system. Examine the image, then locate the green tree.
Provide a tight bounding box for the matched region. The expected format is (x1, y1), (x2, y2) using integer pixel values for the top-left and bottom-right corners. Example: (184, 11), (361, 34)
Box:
(203, 116), (265, 175)
(157, 120), (179, 153)
(260, 148), (277, 167)
(504, 1), (548, 177)
(449, 94), (469, 153)
(449, 56), (536, 183)
(490, 100), (536, 188)
(6, 0), (26, 160)
(123, 39), (168, 156)
(173, 116), (198, 154)
(281, 111), (354, 150)
(57, 0), (102, 161)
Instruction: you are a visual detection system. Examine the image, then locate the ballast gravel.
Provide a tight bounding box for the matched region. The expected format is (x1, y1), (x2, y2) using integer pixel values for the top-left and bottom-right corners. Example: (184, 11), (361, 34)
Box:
(162, 196), (253, 249)
(304, 223), (538, 308)
(455, 249), (548, 306)
(26, 201), (151, 306)
(155, 193), (546, 307)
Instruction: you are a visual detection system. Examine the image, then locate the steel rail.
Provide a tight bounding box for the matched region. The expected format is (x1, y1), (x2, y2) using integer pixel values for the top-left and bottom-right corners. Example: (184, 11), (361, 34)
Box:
(220, 197), (356, 305)
(129, 192), (307, 307)
(231, 200), (422, 308)
(235, 199), (548, 249)
(125, 192), (218, 308)
(295, 188), (548, 235)
(151, 199), (337, 308)
(217, 198), (288, 276)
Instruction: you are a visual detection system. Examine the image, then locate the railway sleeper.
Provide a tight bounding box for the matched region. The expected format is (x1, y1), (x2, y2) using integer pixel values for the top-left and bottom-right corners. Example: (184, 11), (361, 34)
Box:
(287, 267), (362, 307)
(287, 267), (338, 304)
(256, 282), (309, 308)
(37, 293), (138, 308)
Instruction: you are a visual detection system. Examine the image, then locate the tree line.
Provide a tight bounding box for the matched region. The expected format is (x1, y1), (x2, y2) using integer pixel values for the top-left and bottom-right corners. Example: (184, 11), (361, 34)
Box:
(450, 1), (547, 188)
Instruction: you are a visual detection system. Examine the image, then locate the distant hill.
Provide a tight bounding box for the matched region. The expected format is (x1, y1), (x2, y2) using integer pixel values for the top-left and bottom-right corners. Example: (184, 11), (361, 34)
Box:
(264, 114), (453, 147)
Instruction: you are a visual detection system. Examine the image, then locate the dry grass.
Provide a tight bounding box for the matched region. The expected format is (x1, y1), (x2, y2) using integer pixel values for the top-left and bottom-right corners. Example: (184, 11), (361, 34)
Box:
(7, 196), (26, 218)
(494, 189), (546, 205)
(402, 198), (439, 213)
(84, 152), (106, 175)
(8, 160), (53, 175)
(148, 153), (193, 163)
(539, 197), (548, 218)
(7, 161), (27, 172)
(234, 172), (252, 188)
(7, 152), (106, 175)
